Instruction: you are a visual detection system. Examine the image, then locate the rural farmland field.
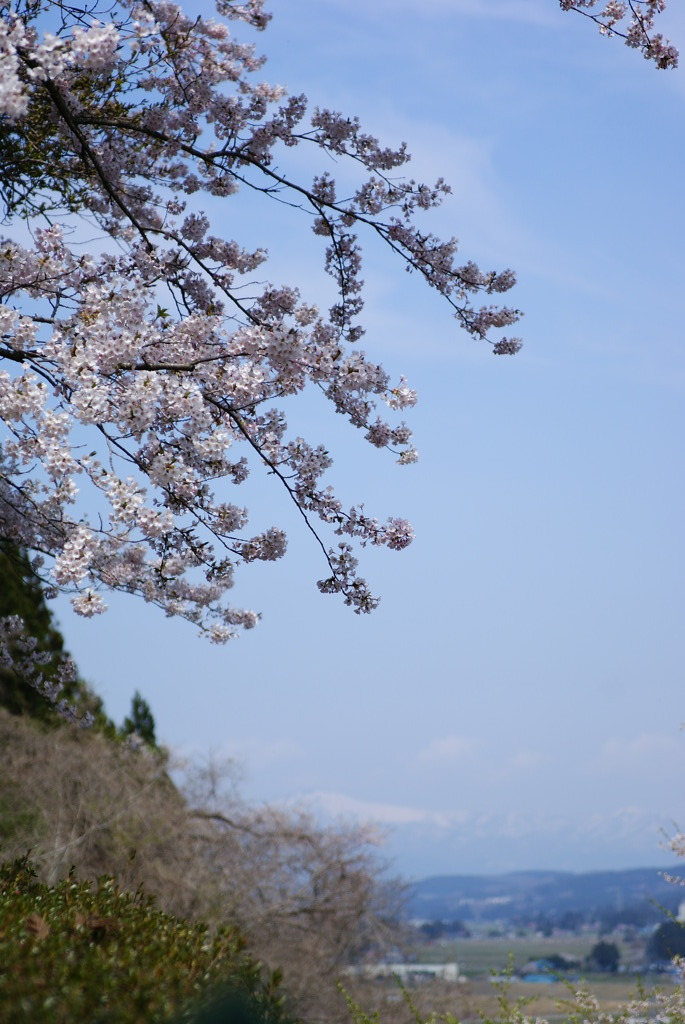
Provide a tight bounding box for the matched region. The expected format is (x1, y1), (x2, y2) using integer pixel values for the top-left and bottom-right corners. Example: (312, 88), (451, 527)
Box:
(415, 934), (639, 976)
(385, 933), (679, 1021)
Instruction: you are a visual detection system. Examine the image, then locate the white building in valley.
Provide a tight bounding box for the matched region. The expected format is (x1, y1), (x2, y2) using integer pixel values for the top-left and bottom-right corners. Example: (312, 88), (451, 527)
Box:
(345, 962), (462, 983)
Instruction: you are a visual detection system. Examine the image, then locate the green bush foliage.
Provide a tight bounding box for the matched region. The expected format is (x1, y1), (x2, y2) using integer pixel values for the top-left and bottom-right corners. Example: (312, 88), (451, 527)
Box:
(0, 858), (294, 1024)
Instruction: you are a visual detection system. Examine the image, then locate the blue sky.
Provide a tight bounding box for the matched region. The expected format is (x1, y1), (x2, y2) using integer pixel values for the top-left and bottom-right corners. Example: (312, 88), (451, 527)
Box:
(54, 0), (685, 878)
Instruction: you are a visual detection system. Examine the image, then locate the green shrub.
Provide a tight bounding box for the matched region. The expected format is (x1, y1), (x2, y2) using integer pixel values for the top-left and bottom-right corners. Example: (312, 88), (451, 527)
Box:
(0, 859), (294, 1024)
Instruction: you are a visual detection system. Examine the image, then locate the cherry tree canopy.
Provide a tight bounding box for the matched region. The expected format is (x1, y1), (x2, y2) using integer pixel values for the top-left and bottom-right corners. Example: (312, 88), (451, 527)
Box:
(0, 0), (676, 658)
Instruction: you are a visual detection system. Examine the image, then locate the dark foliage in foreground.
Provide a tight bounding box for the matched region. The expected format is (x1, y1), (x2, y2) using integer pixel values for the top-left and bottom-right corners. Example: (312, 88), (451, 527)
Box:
(0, 858), (295, 1024)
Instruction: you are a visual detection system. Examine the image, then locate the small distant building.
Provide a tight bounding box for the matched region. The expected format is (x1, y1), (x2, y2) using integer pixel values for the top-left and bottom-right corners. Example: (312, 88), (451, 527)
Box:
(345, 962), (462, 984)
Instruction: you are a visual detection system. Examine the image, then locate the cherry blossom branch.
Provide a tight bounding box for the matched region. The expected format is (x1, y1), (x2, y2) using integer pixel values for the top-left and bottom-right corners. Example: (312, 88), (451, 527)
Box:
(559, 0), (678, 67)
(0, 0), (517, 641)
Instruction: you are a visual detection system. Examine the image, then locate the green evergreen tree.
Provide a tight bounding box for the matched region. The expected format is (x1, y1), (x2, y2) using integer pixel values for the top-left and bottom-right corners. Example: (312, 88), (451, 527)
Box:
(0, 541), (71, 720)
(122, 691), (157, 748)
(588, 940), (620, 973)
(648, 920), (685, 962)
(0, 541), (113, 731)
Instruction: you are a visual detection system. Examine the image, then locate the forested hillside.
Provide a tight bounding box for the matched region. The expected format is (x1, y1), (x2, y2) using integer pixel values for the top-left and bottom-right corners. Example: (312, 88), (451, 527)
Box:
(409, 868), (680, 926)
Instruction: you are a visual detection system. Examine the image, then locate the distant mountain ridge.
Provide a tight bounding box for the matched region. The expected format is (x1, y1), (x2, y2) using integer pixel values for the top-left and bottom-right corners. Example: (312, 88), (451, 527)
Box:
(407, 867), (681, 924)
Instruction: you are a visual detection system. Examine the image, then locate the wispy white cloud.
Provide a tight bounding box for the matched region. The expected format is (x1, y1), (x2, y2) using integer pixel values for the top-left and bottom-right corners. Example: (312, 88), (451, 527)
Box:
(292, 789), (450, 826)
(415, 738), (546, 778)
(591, 733), (685, 778)
(346, 110), (598, 299)
(285, 788), (669, 846)
(508, 749), (548, 772)
(417, 734), (481, 765)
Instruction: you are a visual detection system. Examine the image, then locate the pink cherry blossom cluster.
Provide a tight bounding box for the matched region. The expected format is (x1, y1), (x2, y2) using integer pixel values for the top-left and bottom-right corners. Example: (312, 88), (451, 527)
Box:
(0, 0), (523, 644)
(0, 614), (87, 723)
(559, 0), (678, 67)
